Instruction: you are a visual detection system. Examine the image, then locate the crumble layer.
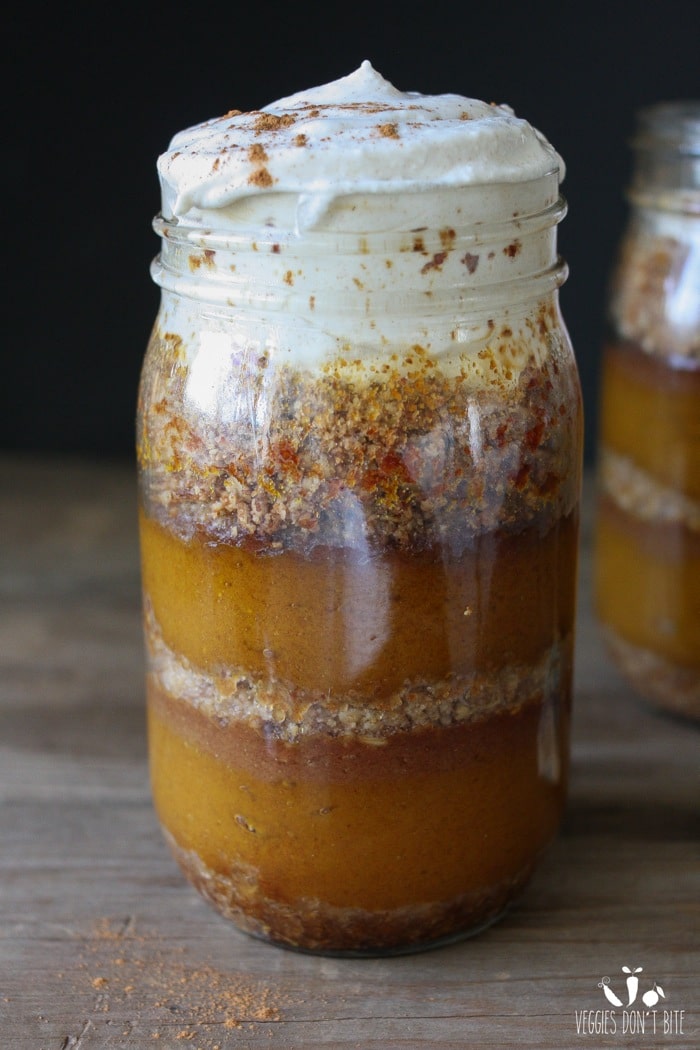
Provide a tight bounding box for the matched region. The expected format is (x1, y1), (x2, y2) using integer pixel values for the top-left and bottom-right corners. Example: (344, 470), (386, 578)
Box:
(164, 830), (536, 956)
(144, 599), (572, 743)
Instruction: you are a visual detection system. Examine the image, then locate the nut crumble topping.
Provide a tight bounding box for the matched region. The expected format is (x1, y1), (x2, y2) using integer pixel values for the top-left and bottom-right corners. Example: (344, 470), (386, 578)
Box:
(138, 327), (579, 553)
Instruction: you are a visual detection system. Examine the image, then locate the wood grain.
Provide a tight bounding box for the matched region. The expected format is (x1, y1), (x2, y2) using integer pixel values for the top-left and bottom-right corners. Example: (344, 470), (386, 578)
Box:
(1, 456), (697, 1049)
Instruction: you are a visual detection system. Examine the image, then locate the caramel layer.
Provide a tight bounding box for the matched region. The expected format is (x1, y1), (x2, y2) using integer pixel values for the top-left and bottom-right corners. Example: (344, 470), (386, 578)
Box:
(140, 511), (578, 695)
(599, 339), (700, 500)
(595, 495), (700, 667)
(148, 684), (567, 915)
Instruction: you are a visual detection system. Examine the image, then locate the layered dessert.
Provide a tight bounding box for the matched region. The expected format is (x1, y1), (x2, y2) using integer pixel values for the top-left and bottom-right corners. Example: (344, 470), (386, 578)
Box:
(138, 62), (582, 952)
(596, 206), (700, 719)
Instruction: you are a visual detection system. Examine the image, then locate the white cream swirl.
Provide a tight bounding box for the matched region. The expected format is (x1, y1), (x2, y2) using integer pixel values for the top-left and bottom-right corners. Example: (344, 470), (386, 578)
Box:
(158, 61), (564, 232)
(153, 63), (569, 380)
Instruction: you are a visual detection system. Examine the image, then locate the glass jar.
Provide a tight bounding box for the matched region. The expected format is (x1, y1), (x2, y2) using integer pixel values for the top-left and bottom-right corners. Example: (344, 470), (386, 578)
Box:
(137, 79), (582, 955)
(594, 102), (700, 721)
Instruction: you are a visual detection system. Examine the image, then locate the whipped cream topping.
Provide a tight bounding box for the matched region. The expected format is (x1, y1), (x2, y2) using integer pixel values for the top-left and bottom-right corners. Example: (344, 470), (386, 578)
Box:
(152, 65), (569, 383)
(158, 61), (564, 232)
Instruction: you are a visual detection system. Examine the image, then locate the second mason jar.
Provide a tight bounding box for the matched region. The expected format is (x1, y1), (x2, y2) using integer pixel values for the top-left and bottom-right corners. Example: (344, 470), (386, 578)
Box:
(137, 63), (583, 954)
(595, 101), (700, 721)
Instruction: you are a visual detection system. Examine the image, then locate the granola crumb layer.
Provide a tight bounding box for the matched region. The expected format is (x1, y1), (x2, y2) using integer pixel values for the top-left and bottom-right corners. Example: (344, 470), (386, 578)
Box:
(137, 320), (580, 554)
(145, 598), (572, 741)
(598, 447), (700, 531)
(162, 829), (537, 956)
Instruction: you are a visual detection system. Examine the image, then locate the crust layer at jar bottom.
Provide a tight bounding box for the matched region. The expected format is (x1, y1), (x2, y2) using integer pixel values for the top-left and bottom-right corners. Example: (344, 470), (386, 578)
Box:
(163, 829), (534, 957)
(600, 626), (700, 722)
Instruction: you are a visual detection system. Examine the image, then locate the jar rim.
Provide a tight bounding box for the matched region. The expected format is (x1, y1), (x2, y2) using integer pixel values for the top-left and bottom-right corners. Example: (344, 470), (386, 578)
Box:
(631, 100), (700, 157)
(151, 190), (568, 317)
(152, 193), (568, 254)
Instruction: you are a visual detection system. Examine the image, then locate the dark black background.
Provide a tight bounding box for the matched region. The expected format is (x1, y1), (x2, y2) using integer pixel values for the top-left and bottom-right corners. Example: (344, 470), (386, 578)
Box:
(5, 2), (699, 464)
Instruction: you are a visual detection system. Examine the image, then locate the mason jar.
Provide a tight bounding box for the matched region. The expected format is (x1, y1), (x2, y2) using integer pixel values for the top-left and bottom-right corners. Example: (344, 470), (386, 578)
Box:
(595, 101), (700, 721)
(137, 65), (583, 954)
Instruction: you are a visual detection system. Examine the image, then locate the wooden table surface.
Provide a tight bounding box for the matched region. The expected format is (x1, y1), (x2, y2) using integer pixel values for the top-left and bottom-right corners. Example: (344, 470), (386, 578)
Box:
(1, 455), (697, 1050)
